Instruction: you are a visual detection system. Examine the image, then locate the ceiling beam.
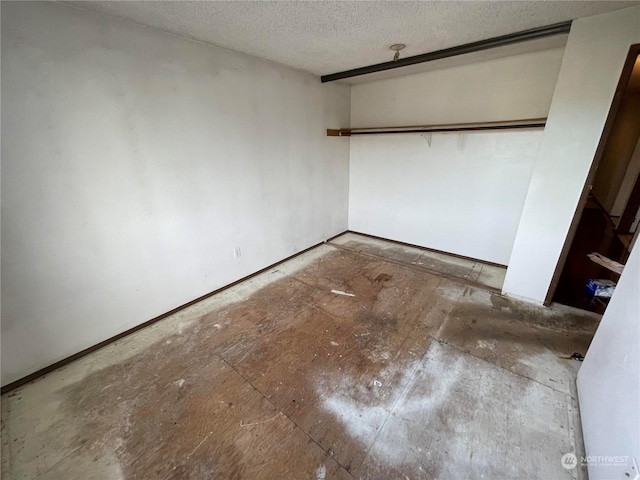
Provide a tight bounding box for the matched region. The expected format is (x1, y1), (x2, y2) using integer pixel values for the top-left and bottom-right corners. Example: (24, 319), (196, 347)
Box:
(320, 21), (572, 83)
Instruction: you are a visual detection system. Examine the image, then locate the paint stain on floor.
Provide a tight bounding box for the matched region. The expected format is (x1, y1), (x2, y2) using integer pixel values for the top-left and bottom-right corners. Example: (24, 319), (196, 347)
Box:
(1, 237), (598, 479)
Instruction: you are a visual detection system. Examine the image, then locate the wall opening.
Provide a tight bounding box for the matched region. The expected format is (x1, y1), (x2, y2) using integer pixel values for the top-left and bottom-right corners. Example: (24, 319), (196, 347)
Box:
(549, 47), (640, 314)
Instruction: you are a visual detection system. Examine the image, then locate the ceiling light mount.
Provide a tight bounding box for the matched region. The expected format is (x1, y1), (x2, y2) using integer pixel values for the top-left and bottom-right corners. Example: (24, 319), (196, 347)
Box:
(390, 44), (406, 62)
(322, 21), (572, 83)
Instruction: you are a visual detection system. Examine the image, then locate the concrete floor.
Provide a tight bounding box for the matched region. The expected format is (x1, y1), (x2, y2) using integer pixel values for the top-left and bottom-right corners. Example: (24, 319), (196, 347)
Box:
(1, 233), (599, 479)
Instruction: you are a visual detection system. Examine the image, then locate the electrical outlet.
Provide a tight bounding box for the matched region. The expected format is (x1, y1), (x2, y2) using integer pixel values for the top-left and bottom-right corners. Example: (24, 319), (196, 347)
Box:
(233, 247), (242, 259)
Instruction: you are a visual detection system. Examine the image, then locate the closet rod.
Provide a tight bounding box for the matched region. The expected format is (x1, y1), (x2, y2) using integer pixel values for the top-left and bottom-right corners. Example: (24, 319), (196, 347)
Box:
(327, 118), (547, 137)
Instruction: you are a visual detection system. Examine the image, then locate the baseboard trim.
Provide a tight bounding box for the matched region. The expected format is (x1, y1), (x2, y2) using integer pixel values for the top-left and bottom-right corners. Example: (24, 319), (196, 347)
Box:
(343, 230), (508, 269)
(1, 232), (347, 395)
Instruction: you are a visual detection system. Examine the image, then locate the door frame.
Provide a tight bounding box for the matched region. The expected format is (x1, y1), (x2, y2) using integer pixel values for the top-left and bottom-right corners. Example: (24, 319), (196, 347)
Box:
(544, 44), (640, 306)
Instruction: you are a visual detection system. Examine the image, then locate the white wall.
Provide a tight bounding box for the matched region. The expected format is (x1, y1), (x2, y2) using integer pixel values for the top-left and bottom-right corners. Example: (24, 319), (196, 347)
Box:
(503, 6), (640, 304)
(577, 243), (639, 480)
(351, 48), (565, 128)
(0, 2), (350, 386)
(349, 131), (542, 265)
(348, 49), (564, 265)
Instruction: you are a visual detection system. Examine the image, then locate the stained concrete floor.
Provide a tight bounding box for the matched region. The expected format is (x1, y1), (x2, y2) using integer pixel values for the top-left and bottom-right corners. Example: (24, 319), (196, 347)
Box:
(1, 234), (600, 479)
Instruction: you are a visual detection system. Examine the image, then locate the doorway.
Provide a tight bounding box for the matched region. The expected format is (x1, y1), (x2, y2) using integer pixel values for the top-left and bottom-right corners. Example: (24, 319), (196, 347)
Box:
(552, 47), (640, 314)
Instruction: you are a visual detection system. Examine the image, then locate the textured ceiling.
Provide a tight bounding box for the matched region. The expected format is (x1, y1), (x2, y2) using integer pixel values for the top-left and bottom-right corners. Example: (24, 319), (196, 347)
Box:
(66, 1), (638, 79)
